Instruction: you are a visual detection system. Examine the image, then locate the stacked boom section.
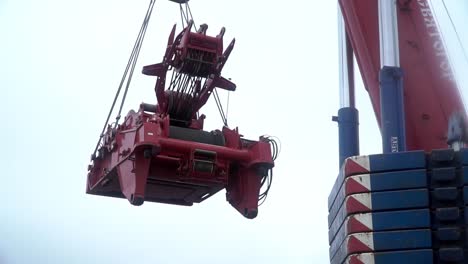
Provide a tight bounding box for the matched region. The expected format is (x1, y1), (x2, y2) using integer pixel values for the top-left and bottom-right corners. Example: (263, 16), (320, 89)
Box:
(328, 149), (468, 263)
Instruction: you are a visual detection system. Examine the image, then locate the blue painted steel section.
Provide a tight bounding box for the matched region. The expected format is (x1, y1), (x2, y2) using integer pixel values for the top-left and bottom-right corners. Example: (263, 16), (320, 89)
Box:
(346, 250), (433, 264)
(328, 169), (427, 212)
(463, 187), (468, 204)
(373, 229), (432, 249)
(366, 151), (425, 171)
(328, 151), (426, 209)
(328, 189), (429, 230)
(465, 207), (468, 223)
(331, 229), (432, 264)
(370, 169), (427, 190)
(461, 149), (468, 165)
(336, 107), (360, 167)
(372, 209), (430, 229)
(379, 66), (406, 153)
(329, 209), (431, 250)
(464, 167), (468, 183)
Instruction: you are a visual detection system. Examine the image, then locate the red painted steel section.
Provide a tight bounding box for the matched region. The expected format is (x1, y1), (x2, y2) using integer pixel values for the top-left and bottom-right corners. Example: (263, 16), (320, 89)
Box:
(347, 216), (372, 233)
(339, 0), (466, 151)
(87, 109), (274, 218)
(345, 177), (370, 194)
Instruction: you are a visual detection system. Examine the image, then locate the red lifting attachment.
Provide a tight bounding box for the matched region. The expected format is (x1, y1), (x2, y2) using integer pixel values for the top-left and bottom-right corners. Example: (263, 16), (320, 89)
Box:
(86, 13), (276, 219)
(142, 20), (236, 127)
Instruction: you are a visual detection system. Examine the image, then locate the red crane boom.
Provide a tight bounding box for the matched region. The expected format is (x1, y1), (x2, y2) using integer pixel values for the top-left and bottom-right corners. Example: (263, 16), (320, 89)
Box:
(340, 0), (466, 151)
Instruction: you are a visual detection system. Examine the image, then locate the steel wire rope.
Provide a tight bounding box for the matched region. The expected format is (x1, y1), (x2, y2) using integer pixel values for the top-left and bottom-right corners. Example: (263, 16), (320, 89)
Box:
(175, 74), (191, 117)
(441, 0), (468, 70)
(186, 3), (197, 30)
(179, 2), (197, 31)
(168, 49), (206, 121)
(213, 88), (228, 126)
(226, 91), (230, 123)
(179, 4), (187, 28)
(427, 0), (466, 115)
(92, 0), (157, 158)
(115, 1), (156, 127)
(177, 2), (229, 126)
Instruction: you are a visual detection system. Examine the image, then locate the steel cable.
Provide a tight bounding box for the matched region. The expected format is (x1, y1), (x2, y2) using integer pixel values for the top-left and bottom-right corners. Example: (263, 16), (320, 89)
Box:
(441, 0), (468, 68)
(92, 0), (156, 158)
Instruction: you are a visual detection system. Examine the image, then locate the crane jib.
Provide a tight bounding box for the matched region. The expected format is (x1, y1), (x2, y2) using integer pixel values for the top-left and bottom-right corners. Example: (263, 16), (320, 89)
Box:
(339, 0), (466, 151)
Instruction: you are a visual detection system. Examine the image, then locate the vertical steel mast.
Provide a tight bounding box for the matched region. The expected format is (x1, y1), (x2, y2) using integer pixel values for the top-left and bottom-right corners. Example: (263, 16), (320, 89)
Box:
(378, 0), (406, 153)
(334, 7), (359, 167)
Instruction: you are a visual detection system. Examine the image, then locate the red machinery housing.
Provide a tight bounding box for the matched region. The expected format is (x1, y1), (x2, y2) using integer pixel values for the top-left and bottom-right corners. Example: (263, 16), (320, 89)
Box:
(87, 22), (274, 219)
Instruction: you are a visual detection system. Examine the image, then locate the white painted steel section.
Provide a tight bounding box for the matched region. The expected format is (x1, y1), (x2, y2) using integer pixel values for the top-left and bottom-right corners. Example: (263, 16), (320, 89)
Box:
(353, 213), (374, 230)
(378, 0), (400, 67)
(349, 174), (371, 190)
(349, 155), (371, 171)
(352, 233), (375, 250)
(346, 253), (376, 264)
(349, 193), (372, 210)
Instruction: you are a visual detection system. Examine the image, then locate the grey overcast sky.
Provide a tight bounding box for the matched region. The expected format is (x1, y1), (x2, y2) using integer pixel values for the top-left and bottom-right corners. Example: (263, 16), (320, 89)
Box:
(0, 1), (467, 264)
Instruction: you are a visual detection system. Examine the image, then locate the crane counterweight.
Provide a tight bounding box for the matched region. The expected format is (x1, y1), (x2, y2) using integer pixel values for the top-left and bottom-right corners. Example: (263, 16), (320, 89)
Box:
(330, 0), (468, 263)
